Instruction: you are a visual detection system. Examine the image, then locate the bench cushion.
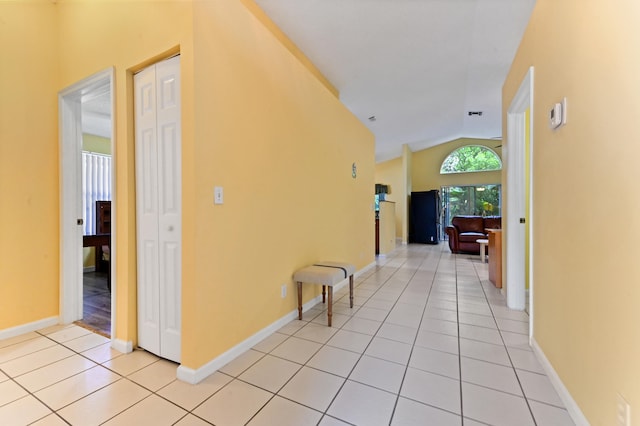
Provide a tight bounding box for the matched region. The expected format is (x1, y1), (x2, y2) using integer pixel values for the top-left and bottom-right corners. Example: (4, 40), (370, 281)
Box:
(314, 261), (356, 278)
(293, 262), (355, 286)
(294, 265), (346, 286)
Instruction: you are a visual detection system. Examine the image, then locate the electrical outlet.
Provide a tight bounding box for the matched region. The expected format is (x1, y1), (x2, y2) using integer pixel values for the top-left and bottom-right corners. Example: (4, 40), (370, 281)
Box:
(281, 284), (287, 298)
(617, 393), (631, 426)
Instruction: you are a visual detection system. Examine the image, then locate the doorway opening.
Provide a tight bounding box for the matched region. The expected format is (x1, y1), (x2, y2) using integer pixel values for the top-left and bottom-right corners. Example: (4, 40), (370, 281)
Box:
(59, 68), (115, 339)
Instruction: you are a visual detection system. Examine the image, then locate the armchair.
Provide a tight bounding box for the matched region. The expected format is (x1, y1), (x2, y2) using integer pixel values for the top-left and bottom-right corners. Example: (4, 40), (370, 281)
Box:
(445, 215), (501, 254)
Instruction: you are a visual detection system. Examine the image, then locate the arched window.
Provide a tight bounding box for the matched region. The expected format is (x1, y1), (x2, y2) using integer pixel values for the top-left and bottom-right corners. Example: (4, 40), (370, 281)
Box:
(440, 145), (502, 174)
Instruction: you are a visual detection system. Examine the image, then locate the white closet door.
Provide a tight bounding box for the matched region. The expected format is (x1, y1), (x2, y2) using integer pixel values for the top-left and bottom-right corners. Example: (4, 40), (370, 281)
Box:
(135, 55), (181, 363)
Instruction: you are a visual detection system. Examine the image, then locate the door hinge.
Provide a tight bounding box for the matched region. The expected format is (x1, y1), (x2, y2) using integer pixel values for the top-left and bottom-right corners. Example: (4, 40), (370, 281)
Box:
(77, 218), (84, 225)
(519, 218), (526, 224)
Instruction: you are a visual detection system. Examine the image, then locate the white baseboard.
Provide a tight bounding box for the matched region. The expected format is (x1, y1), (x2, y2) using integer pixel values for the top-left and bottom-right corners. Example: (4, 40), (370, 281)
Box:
(178, 264), (373, 384)
(0, 316), (59, 341)
(358, 261), (376, 276)
(83, 266), (96, 273)
(111, 338), (133, 354)
(531, 337), (589, 425)
(177, 295), (319, 384)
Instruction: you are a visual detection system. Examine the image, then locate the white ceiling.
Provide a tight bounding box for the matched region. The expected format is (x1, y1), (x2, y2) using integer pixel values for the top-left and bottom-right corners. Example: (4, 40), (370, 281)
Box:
(81, 82), (112, 139)
(254, 0), (536, 162)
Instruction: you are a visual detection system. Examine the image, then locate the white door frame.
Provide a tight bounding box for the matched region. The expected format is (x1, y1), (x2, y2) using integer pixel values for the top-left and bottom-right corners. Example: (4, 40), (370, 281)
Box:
(505, 67), (534, 334)
(59, 68), (116, 338)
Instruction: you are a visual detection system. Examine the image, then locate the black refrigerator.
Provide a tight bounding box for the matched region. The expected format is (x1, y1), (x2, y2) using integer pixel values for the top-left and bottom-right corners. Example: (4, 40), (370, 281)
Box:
(409, 190), (440, 244)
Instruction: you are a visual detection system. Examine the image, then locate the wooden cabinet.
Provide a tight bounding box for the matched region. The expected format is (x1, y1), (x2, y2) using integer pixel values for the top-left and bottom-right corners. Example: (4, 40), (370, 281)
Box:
(95, 201), (111, 272)
(375, 217), (380, 255)
(96, 201), (111, 233)
(488, 229), (502, 288)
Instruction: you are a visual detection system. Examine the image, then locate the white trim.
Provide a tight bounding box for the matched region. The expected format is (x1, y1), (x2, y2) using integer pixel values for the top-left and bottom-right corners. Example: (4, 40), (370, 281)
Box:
(177, 303), (305, 384)
(177, 264), (375, 384)
(59, 67), (117, 341)
(111, 338), (133, 354)
(0, 317), (59, 341)
(107, 69), (117, 341)
(531, 338), (589, 425)
(59, 91), (83, 324)
(357, 262), (376, 275)
(505, 66), (534, 320)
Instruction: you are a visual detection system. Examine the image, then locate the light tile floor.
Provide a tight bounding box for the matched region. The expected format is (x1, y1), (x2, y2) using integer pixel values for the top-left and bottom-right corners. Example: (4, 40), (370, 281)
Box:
(0, 244), (576, 425)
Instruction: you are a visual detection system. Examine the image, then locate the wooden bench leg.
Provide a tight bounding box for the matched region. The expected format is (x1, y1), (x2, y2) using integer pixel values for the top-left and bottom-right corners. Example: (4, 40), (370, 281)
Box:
(349, 275), (354, 308)
(322, 285), (326, 303)
(327, 286), (333, 327)
(297, 281), (303, 320)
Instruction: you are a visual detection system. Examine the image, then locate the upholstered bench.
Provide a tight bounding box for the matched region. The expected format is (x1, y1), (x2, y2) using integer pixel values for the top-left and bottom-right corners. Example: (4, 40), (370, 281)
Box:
(293, 261), (355, 326)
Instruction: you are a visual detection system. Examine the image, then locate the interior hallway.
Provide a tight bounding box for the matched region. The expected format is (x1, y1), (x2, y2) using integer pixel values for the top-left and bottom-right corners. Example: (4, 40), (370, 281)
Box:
(0, 244), (574, 425)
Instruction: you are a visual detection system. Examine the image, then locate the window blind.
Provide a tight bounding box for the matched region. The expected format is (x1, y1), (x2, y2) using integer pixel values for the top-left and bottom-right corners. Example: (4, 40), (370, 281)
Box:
(82, 152), (112, 235)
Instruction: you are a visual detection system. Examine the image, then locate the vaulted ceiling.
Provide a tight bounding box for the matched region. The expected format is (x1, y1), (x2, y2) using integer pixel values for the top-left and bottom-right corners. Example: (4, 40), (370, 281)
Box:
(82, 1), (536, 162)
(254, 0), (536, 162)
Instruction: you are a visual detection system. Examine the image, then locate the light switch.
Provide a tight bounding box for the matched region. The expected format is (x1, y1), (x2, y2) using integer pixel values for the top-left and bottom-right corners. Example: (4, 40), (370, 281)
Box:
(214, 186), (224, 204)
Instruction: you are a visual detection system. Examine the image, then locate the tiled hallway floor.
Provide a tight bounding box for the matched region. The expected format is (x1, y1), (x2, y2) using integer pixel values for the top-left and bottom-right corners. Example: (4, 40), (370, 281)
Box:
(0, 244), (575, 425)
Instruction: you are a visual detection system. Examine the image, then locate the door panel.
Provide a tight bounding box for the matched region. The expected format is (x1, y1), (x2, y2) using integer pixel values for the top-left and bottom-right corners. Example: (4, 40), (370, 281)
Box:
(135, 55), (181, 363)
(156, 56), (181, 363)
(161, 241), (180, 359)
(135, 65), (161, 356)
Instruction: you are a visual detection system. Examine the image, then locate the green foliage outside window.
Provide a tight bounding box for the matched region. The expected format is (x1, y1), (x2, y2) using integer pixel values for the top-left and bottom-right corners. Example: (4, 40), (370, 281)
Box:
(440, 145), (502, 174)
(442, 185), (501, 226)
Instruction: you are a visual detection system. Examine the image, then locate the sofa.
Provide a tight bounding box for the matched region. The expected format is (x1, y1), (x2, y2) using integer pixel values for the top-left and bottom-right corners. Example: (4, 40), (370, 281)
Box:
(445, 215), (502, 254)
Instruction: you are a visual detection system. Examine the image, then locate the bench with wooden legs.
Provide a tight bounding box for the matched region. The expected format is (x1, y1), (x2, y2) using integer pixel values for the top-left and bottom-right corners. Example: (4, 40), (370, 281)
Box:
(293, 262), (355, 327)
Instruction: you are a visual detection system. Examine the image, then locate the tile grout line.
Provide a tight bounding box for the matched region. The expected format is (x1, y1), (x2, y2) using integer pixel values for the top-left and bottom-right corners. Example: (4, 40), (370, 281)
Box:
(318, 252), (415, 425)
(455, 253), (465, 424)
(386, 248), (437, 425)
(201, 254), (408, 426)
(15, 329), (196, 426)
(387, 244), (467, 423)
(0, 245), (569, 425)
(0, 327), (122, 425)
(471, 256), (539, 426)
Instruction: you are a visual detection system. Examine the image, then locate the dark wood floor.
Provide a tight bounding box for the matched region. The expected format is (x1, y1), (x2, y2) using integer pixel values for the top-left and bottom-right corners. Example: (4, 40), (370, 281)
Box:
(77, 271), (111, 337)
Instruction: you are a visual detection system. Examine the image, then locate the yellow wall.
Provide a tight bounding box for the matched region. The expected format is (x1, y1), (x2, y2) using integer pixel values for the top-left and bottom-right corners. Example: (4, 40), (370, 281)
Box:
(503, 0), (640, 423)
(412, 138), (502, 191)
(375, 157), (404, 237)
(0, 2), (60, 328)
(83, 133), (111, 155)
(238, 0), (337, 98)
(184, 1), (374, 368)
(1, 0), (374, 374)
